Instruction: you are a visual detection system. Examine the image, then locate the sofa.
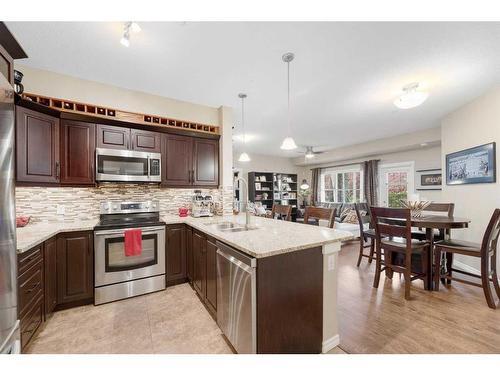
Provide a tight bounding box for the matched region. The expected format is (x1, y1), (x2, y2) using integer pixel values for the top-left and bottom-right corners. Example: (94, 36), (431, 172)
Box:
(313, 202), (369, 238)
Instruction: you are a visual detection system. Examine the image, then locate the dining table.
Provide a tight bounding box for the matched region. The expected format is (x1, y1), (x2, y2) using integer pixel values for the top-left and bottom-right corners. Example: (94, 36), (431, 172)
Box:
(382, 214), (471, 290)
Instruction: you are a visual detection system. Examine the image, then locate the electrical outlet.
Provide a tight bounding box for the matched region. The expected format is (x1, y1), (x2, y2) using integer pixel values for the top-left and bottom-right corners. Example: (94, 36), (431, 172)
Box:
(327, 254), (336, 271)
(56, 204), (65, 215)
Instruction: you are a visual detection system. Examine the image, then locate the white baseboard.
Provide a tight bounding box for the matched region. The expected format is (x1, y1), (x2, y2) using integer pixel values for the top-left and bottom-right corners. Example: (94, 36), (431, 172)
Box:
(454, 260), (480, 275)
(322, 334), (340, 353)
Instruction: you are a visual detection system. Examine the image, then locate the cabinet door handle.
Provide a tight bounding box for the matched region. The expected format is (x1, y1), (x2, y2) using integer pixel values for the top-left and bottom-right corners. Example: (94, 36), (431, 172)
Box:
(55, 161), (60, 178)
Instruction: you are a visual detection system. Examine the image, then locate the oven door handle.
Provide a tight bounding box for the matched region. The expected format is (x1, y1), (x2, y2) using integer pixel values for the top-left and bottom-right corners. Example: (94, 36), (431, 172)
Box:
(94, 226), (164, 236)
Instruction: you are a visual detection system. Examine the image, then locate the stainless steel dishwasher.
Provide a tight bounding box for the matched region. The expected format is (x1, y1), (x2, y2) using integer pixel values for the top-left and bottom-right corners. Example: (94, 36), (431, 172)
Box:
(216, 241), (257, 354)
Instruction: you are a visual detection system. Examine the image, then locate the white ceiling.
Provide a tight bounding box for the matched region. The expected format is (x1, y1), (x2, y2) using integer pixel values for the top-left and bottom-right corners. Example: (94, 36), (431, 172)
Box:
(7, 22), (500, 157)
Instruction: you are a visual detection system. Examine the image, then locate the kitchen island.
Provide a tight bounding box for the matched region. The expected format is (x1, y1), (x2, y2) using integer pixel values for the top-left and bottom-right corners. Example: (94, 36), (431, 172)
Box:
(16, 214), (352, 354)
(163, 214), (352, 354)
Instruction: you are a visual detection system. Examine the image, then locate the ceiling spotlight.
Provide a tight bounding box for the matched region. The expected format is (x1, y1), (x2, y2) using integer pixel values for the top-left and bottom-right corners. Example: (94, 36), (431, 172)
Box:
(130, 22), (141, 33)
(120, 34), (130, 47)
(120, 22), (140, 47)
(394, 82), (429, 109)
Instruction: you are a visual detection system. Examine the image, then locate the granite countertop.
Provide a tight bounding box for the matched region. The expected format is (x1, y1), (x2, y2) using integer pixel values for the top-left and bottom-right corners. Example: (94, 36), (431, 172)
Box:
(16, 214), (353, 258)
(16, 220), (99, 254)
(162, 214), (353, 258)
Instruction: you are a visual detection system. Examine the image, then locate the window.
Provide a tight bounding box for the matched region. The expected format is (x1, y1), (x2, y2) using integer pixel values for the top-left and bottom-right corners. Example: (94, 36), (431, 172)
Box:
(320, 167), (363, 203)
(379, 162), (415, 208)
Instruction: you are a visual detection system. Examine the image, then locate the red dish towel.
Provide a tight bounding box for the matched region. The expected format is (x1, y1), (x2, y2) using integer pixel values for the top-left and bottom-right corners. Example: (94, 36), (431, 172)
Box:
(124, 229), (142, 257)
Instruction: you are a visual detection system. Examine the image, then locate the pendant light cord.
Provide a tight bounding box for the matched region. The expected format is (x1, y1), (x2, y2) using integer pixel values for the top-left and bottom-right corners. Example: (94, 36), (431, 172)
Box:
(287, 60), (291, 135)
(241, 96), (245, 145)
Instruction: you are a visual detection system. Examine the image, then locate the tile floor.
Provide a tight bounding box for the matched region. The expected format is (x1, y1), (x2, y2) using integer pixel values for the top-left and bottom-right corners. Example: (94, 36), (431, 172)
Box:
(27, 282), (346, 354)
(26, 283), (232, 354)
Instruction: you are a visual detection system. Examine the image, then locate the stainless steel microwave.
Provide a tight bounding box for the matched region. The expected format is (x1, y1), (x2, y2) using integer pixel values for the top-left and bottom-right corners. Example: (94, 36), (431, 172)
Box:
(95, 148), (161, 182)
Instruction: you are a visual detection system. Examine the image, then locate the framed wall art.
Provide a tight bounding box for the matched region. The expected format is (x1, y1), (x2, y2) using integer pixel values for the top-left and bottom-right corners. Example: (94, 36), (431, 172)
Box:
(446, 142), (496, 185)
(416, 169), (442, 191)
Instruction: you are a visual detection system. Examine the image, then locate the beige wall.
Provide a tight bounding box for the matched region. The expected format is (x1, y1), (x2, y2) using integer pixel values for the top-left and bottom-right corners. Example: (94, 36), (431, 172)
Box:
(16, 65), (220, 125)
(293, 127), (441, 166)
(441, 86), (500, 272)
(303, 145), (443, 203)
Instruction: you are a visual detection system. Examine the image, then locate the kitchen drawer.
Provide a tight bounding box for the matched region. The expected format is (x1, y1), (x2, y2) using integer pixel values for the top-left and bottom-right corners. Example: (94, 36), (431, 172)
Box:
(18, 245), (43, 275)
(18, 261), (44, 319)
(20, 294), (44, 350)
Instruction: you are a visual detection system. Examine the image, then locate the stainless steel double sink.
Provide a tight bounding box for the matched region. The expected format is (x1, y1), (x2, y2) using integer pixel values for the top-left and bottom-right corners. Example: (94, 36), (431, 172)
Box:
(204, 221), (258, 232)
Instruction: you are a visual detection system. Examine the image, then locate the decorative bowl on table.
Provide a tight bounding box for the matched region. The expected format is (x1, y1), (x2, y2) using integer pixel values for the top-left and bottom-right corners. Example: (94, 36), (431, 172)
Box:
(400, 200), (431, 218)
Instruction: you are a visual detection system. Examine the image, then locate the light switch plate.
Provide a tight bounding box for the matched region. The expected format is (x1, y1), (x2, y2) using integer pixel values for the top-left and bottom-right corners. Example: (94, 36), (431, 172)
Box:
(327, 254), (336, 271)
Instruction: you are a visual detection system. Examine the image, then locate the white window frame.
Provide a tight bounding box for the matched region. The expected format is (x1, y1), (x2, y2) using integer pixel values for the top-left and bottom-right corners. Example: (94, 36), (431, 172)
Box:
(320, 165), (364, 203)
(378, 161), (415, 207)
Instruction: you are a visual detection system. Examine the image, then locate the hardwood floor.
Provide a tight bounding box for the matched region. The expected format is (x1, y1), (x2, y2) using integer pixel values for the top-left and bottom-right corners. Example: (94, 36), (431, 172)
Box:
(337, 241), (500, 354)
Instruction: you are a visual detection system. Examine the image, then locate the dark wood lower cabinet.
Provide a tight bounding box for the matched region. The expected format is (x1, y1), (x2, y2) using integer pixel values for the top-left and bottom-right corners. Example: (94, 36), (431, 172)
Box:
(44, 237), (58, 319)
(18, 232), (95, 352)
(17, 245), (44, 351)
(56, 231), (94, 307)
(205, 237), (217, 316)
(192, 230), (207, 299)
(190, 229), (217, 317)
(166, 224), (187, 286)
(186, 226), (193, 284)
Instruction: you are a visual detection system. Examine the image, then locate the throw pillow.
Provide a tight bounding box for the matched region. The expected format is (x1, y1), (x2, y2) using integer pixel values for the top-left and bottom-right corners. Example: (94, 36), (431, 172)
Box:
(342, 209), (365, 224)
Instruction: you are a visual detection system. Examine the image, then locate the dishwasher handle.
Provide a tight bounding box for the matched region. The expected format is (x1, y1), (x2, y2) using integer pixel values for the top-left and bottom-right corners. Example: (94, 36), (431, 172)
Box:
(216, 241), (256, 268)
(216, 249), (254, 274)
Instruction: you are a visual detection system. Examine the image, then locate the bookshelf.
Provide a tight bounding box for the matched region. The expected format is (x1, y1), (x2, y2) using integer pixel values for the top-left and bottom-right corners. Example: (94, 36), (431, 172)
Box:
(248, 171), (298, 220)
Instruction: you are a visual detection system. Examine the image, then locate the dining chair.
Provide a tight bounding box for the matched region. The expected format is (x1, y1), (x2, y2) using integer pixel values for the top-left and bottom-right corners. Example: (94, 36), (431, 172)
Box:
(434, 208), (500, 309)
(354, 203), (376, 266)
(304, 206), (336, 229)
(270, 203), (292, 221)
(371, 207), (430, 300)
(412, 203), (455, 241)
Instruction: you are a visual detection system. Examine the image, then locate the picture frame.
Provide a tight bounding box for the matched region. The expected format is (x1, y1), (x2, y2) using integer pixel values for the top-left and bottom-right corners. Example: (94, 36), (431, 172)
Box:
(416, 168), (442, 191)
(446, 142), (496, 185)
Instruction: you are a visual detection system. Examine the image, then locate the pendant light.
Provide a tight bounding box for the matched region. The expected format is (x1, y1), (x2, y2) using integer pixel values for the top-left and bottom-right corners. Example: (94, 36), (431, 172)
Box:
(280, 52), (298, 150)
(238, 93), (251, 162)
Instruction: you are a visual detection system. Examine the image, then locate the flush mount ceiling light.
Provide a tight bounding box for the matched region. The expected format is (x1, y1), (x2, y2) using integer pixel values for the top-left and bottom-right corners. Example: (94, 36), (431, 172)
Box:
(393, 82), (429, 109)
(120, 21), (141, 47)
(237, 93), (251, 162)
(280, 52), (298, 151)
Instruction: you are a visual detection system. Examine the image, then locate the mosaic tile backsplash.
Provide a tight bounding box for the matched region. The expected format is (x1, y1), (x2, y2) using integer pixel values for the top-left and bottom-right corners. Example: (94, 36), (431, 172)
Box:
(16, 184), (234, 223)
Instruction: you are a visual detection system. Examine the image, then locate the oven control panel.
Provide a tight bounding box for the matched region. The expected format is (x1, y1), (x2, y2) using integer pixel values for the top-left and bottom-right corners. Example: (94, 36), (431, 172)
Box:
(150, 159), (160, 176)
(100, 200), (160, 214)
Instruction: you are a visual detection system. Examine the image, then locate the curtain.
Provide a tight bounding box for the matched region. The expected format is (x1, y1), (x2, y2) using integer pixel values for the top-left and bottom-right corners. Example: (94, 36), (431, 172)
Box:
(311, 168), (321, 206)
(363, 160), (379, 207)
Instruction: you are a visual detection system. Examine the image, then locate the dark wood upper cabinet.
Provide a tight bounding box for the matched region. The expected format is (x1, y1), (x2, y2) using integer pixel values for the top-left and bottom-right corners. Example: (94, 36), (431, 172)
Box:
(56, 231), (94, 306)
(131, 128), (161, 152)
(96, 124), (130, 150)
(162, 133), (193, 187)
(0, 43), (13, 85)
(192, 230), (207, 299)
(166, 224), (187, 285)
(60, 120), (96, 185)
(162, 134), (219, 187)
(16, 106), (60, 184)
(205, 237), (217, 316)
(44, 237), (58, 320)
(193, 138), (219, 186)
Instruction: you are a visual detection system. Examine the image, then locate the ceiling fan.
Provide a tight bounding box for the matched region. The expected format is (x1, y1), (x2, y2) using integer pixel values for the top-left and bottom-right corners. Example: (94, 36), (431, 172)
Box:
(295, 146), (326, 159)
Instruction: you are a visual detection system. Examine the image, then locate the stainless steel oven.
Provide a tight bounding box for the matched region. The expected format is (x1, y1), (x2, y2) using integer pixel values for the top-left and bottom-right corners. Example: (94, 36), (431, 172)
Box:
(95, 148), (161, 182)
(94, 200), (165, 305)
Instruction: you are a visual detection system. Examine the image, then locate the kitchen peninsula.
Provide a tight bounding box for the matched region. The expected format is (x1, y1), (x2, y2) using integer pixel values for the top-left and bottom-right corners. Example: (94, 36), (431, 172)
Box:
(16, 213), (352, 354)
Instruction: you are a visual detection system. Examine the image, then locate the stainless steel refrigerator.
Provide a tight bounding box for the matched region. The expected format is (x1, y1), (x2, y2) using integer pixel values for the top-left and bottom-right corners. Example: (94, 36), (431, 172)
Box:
(0, 72), (20, 354)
